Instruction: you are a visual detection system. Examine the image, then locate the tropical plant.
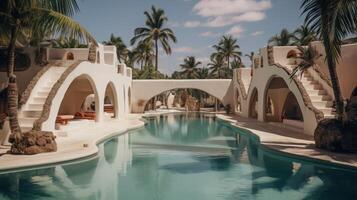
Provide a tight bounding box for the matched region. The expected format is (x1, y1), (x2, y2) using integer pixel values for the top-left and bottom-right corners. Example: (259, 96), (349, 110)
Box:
(245, 51), (254, 62)
(213, 35), (241, 69)
(103, 34), (128, 62)
(268, 29), (295, 46)
(208, 54), (227, 79)
(231, 59), (244, 69)
(290, 45), (322, 78)
(0, 0), (95, 151)
(198, 67), (210, 79)
(131, 6), (177, 71)
(52, 37), (87, 48)
(132, 66), (165, 79)
(179, 56), (201, 79)
(301, 0), (357, 120)
(293, 25), (318, 45)
(131, 41), (154, 70)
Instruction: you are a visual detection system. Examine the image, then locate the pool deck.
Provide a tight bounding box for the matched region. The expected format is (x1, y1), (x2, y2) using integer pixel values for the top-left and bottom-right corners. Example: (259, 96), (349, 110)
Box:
(0, 116), (145, 172)
(1, 112), (357, 172)
(217, 114), (357, 169)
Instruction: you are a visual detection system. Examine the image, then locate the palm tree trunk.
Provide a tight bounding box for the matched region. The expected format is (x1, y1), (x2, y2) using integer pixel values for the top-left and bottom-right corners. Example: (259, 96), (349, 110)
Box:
(325, 42), (344, 120)
(155, 39), (158, 71)
(7, 25), (22, 143)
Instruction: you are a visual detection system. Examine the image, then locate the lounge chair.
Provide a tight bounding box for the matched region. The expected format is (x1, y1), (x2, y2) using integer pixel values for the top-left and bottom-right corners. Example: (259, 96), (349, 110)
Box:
(74, 112), (96, 120)
(56, 115), (74, 125)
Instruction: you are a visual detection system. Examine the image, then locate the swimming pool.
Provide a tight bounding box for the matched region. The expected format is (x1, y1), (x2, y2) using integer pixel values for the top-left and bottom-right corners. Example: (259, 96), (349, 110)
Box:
(0, 113), (357, 200)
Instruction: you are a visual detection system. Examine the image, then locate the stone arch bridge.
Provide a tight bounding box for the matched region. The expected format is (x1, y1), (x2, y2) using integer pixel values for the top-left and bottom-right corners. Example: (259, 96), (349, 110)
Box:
(131, 79), (233, 113)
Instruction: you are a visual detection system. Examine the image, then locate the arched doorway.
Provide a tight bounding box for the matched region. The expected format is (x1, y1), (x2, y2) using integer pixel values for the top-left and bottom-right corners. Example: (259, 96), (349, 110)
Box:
(66, 52), (74, 60)
(264, 77), (303, 127)
(56, 75), (98, 129)
(104, 82), (118, 119)
(249, 88), (258, 119)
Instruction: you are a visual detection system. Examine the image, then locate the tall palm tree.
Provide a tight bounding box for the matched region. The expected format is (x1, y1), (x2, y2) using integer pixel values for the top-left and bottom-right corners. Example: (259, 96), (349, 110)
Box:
(268, 29), (295, 46)
(301, 0), (357, 120)
(103, 34), (128, 63)
(231, 59), (244, 69)
(208, 54), (226, 79)
(132, 41), (154, 70)
(0, 0), (95, 151)
(131, 6), (177, 71)
(245, 51), (254, 68)
(179, 56), (201, 79)
(213, 35), (241, 69)
(293, 25), (318, 45)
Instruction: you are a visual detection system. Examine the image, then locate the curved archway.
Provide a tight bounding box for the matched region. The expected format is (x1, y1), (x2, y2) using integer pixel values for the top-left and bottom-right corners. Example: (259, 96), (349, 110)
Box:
(143, 88), (224, 112)
(263, 76), (304, 127)
(248, 88), (258, 119)
(104, 82), (119, 119)
(56, 74), (99, 129)
(66, 52), (74, 60)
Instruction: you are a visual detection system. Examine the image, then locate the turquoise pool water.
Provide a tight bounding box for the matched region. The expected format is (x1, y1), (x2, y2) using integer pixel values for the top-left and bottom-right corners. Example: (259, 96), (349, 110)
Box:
(1, 113), (357, 200)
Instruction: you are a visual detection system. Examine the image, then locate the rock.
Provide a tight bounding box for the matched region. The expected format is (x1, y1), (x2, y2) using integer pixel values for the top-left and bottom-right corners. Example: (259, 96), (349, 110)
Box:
(9, 130), (57, 155)
(314, 119), (357, 153)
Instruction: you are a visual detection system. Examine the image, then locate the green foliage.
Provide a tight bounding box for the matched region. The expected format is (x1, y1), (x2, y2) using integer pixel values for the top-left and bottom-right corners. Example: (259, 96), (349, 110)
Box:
(52, 37), (87, 48)
(131, 6), (177, 71)
(179, 56), (201, 79)
(132, 65), (166, 79)
(103, 34), (128, 62)
(290, 45), (322, 78)
(268, 29), (295, 46)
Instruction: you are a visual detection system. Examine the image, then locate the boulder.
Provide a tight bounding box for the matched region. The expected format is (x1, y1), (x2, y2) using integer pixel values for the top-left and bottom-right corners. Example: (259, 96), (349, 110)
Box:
(315, 119), (357, 153)
(9, 130), (57, 155)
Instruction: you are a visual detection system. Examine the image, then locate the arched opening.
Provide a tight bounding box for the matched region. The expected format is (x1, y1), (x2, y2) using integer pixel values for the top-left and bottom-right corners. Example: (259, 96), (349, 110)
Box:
(56, 75), (98, 129)
(235, 88), (242, 113)
(104, 82), (118, 119)
(249, 88), (258, 119)
(264, 77), (303, 128)
(286, 49), (299, 65)
(143, 88), (224, 112)
(66, 52), (74, 60)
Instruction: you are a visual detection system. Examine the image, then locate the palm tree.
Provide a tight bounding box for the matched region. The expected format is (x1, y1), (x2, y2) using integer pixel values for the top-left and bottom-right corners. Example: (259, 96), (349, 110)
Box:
(290, 45), (322, 78)
(268, 29), (295, 46)
(132, 41), (154, 70)
(52, 37), (88, 48)
(301, 0), (357, 120)
(208, 54), (226, 79)
(103, 34), (128, 63)
(179, 56), (201, 79)
(231, 59), (244, 69)
(0, 0), (95, 151)
(131, 6), (177, 71)
(293, 25), (318, 45)
(198, 67), (210, 79)
(213, 35), (241, 69)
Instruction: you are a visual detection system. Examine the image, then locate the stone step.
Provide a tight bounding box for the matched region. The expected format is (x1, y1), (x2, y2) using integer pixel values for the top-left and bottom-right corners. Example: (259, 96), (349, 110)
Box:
(19, 117), (37, 127)
(28, 103), (44, 111)
(318, 107), (334, 114)
(37, 91), (50, 97)
(33, 97), (47, 104)
(306, 89), (327, 96)
(304, 84), (322, 90)
(22, 110), (42, 118)
(311, 101), (333, 108)
(310, 95), (332, 101)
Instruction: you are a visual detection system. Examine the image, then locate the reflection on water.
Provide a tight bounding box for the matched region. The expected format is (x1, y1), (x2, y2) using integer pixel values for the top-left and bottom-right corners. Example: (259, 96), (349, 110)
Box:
(1, 113), (357, 200)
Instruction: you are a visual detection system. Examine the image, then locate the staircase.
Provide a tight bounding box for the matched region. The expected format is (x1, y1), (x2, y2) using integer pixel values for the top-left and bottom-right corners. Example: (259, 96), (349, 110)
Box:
(18, 62), (73, 132)
(285, 64), (335, 119)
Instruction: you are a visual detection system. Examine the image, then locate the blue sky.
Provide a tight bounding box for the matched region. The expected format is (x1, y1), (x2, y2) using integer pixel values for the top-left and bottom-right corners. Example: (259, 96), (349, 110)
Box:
(74, 0), (304, 75)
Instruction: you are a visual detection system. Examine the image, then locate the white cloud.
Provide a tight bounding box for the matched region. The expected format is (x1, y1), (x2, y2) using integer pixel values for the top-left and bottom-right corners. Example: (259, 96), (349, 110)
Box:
(174, 46), (197, 53)
(187, 0), (271, 28)
(168, 21), (180, 27)
(251, 31), (264, 36)
(226, 25), (245, 37)
(200, 31), (219, 37)
(184, 21), (202, 28)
